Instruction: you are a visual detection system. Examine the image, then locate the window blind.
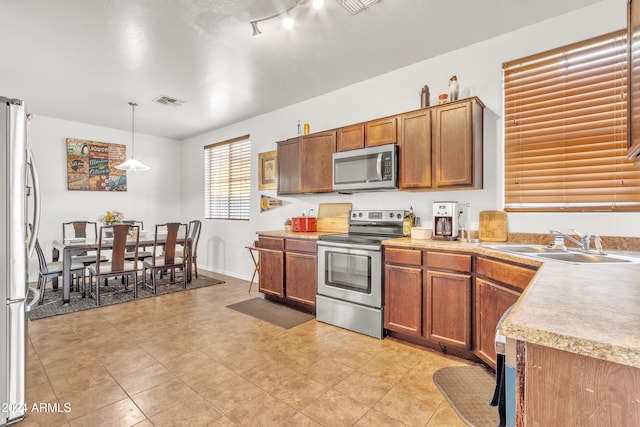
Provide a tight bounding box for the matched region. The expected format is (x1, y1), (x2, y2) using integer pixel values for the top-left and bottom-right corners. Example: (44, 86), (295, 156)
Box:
(204, 135), (251, 220)
(503, 30), (640, 212)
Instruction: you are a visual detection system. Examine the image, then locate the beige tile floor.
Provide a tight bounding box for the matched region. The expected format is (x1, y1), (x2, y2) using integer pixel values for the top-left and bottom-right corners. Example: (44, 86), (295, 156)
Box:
(24, 272), (474, 426)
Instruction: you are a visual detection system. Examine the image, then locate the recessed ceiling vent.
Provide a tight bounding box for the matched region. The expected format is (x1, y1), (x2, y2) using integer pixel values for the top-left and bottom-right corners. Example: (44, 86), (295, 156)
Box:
(153, 95), (186, 107)
(336, 0), (381, 15)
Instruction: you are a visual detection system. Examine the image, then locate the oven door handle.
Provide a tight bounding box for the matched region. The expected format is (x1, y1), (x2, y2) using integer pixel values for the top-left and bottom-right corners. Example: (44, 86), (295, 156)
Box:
(317, 240), (381, 252)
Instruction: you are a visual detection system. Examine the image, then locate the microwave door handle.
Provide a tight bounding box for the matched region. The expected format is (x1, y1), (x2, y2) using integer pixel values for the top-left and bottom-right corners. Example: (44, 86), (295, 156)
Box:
(376, 153), (383, 181)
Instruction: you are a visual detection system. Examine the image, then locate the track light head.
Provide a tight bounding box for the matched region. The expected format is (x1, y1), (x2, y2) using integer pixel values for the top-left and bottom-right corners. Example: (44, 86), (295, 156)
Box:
(251, 21), (262, 37)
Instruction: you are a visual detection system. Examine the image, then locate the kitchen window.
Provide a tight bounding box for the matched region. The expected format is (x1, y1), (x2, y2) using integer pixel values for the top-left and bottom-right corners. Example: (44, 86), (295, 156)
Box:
(204, 134), (251, 220)
(503, 30), (640, 212)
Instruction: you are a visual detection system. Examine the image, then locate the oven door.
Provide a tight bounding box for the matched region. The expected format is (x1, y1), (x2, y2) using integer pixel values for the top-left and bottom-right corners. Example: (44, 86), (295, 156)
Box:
(317, 241), (382, 308)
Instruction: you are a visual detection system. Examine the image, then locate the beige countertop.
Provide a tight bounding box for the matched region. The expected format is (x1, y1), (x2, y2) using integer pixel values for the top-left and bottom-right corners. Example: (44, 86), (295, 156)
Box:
(256, 230), (340, 240)
(383, 237), (640, 369)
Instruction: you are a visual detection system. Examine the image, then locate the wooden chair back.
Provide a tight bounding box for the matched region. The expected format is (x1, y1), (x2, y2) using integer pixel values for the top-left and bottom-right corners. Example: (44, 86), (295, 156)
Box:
(187, 220), (202, 257)
(96, 224), (139, 273)
(63, 221), (98, 240)
(151, 222), (187, 265)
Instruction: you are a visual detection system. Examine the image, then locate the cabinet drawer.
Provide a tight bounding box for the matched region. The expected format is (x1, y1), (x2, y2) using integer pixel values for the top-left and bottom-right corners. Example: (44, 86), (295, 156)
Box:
(285, 238), (317, 254)
(385, 247), (422, 266)
(258, 237), (284, 250)
(426, 251), (471, 272)
(476, 257), (536, 290)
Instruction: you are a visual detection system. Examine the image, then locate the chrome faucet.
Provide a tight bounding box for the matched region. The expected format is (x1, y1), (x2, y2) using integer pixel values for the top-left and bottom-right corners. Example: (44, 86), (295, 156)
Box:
(548, 228), (607, 254)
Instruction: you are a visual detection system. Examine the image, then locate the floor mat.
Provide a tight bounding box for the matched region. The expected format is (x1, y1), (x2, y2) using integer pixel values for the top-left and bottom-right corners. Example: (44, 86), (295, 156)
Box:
(28, 274), (225, 320)
(432, 365), (500, 427)
(226, 298), (314, 329)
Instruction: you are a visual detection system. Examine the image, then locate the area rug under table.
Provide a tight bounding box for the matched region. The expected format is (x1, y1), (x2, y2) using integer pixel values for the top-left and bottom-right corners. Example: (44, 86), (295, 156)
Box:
(432, 365), (500, 427)
(27, 275), (225, 321)
(226, 298), (314, 329)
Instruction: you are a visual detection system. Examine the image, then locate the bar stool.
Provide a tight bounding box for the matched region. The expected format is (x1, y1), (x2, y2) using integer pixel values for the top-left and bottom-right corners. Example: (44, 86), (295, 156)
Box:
(246, 245), (261, 293)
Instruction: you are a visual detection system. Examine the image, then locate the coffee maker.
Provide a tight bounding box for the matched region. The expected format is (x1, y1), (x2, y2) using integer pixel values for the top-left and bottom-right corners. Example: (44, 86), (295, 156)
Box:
(433, 201), (459, 240)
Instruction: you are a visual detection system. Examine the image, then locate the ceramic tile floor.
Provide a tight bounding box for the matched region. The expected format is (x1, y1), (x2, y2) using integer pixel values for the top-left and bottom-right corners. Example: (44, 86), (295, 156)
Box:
(24, 272), (473, 426)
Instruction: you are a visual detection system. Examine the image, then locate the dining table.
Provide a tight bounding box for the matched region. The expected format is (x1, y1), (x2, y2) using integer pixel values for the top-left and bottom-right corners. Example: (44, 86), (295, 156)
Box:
(51, 235), (192, 304)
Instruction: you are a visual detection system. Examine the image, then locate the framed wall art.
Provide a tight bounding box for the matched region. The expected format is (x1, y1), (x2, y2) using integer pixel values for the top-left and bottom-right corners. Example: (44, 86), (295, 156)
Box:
(258, 150), (277, 190)
(66, 138), (127, 191)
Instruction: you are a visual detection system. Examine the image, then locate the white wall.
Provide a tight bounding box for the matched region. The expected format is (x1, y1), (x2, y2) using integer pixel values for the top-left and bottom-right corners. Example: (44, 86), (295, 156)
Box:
(181, 0), (639, 281)
(29, 115), (182, 279)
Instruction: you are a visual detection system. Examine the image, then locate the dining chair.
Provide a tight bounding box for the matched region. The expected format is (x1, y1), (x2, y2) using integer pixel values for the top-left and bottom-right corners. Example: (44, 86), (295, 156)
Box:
(122, 220), (152, 261)
(176, 219), (201, 279)
(87, 224), (141, 306)
(62, 221), (108, 266)
(34, 237), (86, 304)
(143, 222), (188, 294)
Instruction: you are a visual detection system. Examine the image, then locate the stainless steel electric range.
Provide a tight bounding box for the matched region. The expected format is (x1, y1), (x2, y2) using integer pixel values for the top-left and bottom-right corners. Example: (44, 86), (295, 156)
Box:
(316, 209), (407, 339)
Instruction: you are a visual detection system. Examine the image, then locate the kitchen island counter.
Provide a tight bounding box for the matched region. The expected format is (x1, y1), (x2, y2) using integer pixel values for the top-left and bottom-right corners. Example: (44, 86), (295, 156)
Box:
(382, 237), (640, 369)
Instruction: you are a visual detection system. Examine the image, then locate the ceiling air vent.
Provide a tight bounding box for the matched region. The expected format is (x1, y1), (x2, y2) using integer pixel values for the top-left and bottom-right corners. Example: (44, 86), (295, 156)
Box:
(153, 95), (186, 107)
(336, 0), (381, 15)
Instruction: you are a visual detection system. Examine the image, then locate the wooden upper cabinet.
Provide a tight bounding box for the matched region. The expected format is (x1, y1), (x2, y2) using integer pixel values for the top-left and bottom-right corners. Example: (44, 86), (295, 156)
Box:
(366, 117), (397, 147)
(337, 124), (364, 151)
(277, 137), (302, 195)
(301, 130), (336, 193)
(399, 109), (432, 190)
(432, 98), (484, 189)
(276, 131), (335, 194)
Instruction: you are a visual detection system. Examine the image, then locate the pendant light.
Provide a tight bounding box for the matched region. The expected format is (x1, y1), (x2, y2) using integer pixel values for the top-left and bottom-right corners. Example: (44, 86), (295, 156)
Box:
(115, 101), (151, 171)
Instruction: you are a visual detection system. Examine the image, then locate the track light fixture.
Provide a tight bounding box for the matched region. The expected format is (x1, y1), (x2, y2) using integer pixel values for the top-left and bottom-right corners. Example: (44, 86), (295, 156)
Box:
(249, 0), (323, 37)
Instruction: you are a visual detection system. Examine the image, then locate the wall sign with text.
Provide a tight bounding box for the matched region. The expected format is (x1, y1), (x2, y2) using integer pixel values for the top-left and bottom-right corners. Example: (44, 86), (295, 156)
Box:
(66, 138), (127, 191)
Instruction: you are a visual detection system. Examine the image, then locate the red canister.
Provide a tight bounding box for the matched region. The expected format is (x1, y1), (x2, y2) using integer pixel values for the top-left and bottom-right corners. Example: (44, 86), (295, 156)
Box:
(291, 216), (317, 232)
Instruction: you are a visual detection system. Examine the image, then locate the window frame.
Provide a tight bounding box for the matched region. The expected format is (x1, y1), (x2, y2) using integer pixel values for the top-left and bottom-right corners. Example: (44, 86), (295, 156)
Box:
(204, 134), (251, 221)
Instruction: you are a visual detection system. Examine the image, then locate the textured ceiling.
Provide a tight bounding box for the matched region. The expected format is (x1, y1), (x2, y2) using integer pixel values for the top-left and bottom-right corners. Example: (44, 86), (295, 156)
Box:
(0, 0), (600, 140)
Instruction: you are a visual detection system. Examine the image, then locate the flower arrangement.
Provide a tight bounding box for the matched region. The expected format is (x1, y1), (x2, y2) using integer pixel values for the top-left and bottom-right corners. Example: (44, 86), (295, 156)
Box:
(100, 209), (124, 225)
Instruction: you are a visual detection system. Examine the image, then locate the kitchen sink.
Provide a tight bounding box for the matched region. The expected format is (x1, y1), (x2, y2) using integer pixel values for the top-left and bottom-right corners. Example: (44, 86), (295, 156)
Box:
(489, 245), (640, 264)
(535, 252), (637, 263)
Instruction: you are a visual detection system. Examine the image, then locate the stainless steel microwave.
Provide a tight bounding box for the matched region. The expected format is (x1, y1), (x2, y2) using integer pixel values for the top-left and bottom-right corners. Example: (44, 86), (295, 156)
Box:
(332, 144), (398, 192)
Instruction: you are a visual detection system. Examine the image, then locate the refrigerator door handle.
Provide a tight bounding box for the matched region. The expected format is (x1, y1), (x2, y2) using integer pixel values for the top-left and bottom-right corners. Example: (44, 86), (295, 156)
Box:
(27, 148), (41, 257)
(25, 287), (41, 312)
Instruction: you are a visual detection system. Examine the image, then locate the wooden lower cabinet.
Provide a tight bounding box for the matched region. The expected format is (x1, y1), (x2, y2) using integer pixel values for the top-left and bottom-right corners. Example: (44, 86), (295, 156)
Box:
(474, 277), (520, 368)
(423, 270), (471, 349)
(384, 263), (422, 336)
(257, 236), (316, 309)
(258, 248), (284, 297)
(285, 251), (317, 305)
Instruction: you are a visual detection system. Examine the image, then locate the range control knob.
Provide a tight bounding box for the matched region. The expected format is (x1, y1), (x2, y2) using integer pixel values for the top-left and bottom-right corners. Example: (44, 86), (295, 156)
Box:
(358, 212), (364, 217)
(396, 213), (402, 219)
(389, 212), (395, 218)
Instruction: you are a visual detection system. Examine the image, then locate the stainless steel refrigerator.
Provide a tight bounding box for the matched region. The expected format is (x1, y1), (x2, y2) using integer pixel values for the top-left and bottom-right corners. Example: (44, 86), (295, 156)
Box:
(1, 96), (41, 426)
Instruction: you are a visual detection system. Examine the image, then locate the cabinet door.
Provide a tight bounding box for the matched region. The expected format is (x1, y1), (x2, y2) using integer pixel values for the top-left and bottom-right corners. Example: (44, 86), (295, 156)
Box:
(433, 99), (483, 188)
(475, 277), (520, 368)
(277, 138), (302, 194)
(366, 117), (397, 147)
(337, 124), (364, 151)
(285, 252), (317, 306)
(399, 109), (431, 189)
(384, 264), (422, 336)
(423, 270), (471, 349)
(301, 131), (336, 193)
(258, 249), (284, 297)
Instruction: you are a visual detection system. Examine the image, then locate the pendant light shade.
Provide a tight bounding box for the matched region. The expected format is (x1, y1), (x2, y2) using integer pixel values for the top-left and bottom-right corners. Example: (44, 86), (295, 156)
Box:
(115, 101), (150, 171)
